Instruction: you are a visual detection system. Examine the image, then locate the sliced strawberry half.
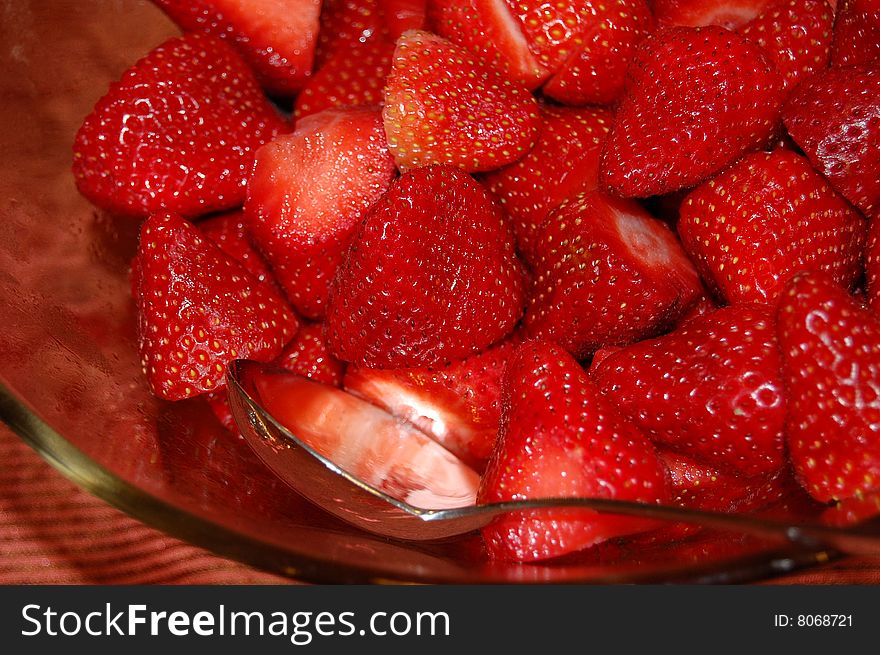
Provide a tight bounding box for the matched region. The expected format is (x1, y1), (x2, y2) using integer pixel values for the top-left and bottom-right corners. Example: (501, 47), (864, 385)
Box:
(315, 0), (386, 68)
(326, 165), (526, 368)
(599, 25), (785, 197)
(294, 38), (395, 119)
(133, 212), (299, 401)
(344, 337), (519, 470)
(382, 30), (541, 173)
(867, 218), (880, 315)
(678, 149), (867, 305)
(152, 0), (322, 95)
(591, 304), (787, 477)
(276, 321), (347, 388)
(483, 104), (613, 264)
(778, 271), (880, 502)
(831, 0), (880, 67)
(72, 33), (286, 219)
(783, 65), (880, 218)
(523, 190), (703, 359)
(245, 107), (397, 319)
(197, 210), (276, 288)
(478, 340), (669, 562)
(652, 0), (777, 28)
(252, 368), (480, 508)
(738, 0), (834, 91)
(428, 0), (551, 89)
(541, 0), (655, 106)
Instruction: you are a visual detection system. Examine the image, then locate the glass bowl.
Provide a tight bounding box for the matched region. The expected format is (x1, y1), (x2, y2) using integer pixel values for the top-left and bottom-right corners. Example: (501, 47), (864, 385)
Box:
(0, 0), (855, 583)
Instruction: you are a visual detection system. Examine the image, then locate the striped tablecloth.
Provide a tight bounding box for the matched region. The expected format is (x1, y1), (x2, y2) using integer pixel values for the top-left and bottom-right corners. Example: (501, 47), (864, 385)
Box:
(1, 423), (877, 585)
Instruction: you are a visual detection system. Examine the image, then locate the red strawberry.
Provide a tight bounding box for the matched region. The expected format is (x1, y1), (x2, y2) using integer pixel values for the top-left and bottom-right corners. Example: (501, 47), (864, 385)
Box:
(379, 0), (427, 36)
(382, 30), (541, 172)
(427, 0), (551, 89)
(867, 218), (880, 314)
(207, 321), (344, 433)
(326, 165), (526, 368)
(739, 0), (834, 91)
(245, 107), (396, 319)
(252, 367), (480, 508)
(539, 0), (655, 106)
(653, 0), (778, 28)
(151, 0), (322, 95)
(661, 449), (812, 516)
(343, 337), (518, 469)
(315, 0), (386, 68)
(478, 340), (669, 562)
(831, 0), (880, 67)
(522, 190), (703, 359)
(197, 210), (276, 288)
(783, 65), (880, 218)
(483, 104), (613, 264)
(276, 321), (347, 387)
(294, 38), (395, 119)
(72, 33), (286, 219)
(599, 26), (785, 197)
(133, 212), (299, 401)
(591, 304), (787, 477)
(660, 450), (758, 512)
(777, 271), (880, 502)
(678, 149), (866, 305)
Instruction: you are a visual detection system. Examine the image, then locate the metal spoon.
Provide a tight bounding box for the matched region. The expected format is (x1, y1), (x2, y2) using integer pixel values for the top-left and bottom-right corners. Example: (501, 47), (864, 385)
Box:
(226, 359), (880, 555)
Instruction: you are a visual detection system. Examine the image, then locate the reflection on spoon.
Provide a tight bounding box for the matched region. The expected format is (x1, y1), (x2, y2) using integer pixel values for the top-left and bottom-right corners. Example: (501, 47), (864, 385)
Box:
(226, 359), (880, 554)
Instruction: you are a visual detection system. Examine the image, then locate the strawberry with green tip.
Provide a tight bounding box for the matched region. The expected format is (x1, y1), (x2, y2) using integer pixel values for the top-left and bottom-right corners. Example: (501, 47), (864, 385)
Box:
(478, 340), (669, 562)
(133, 212), (299, 401)
(72, 33), (286, 219)
(778, 272), (880, 502)
(382, 30), (541, 173)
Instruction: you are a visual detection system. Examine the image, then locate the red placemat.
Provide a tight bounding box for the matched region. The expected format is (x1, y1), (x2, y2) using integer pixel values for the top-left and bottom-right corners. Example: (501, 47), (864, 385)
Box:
(2, 422), (878, 584)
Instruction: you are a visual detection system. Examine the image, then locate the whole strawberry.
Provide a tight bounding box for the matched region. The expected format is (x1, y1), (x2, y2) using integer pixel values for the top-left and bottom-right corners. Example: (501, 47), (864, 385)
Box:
(326, 165), (526, 368)
(678, 149), (866, 305)
(867, 218), (880, 314)
(382, 30), (540, 172)
(831, 0), (880, 67)
(523, 190), (703, 359)
(591, 304), (787, 477)
(778, 272), (880, 502)
(478, 340), (669, 562)
(133, 212), (299, 401)
(72, 33), (286, 218)
(738, 0), (834, 92)
(599, 25), (785, 197)
(783, 65), (880, 218)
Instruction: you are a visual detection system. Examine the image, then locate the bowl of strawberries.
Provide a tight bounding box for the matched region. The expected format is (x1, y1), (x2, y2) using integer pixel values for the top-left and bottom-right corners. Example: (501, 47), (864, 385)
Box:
(1, 0), (878, 583)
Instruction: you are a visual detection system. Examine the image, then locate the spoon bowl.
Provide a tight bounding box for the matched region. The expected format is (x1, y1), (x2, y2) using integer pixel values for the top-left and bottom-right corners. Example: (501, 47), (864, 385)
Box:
(227, 359), (880, 554)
